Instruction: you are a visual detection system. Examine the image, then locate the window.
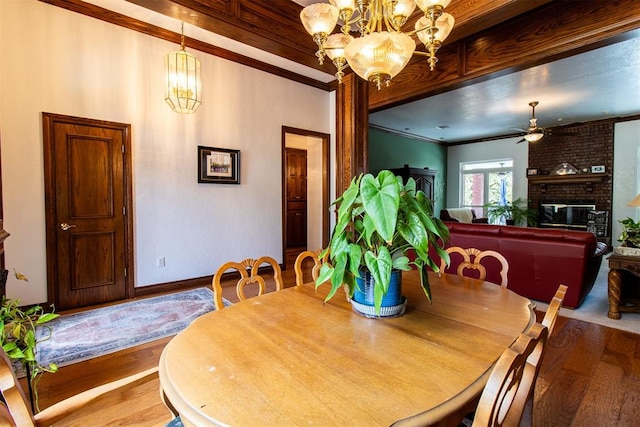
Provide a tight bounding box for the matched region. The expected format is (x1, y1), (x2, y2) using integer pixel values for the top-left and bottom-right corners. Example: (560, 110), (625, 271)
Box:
(461, 160), (513, 222)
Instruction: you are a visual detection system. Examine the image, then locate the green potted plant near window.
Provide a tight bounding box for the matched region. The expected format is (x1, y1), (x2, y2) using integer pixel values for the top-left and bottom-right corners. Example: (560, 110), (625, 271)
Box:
(316, 170), (450, 317)
(485, 197), (538, 227)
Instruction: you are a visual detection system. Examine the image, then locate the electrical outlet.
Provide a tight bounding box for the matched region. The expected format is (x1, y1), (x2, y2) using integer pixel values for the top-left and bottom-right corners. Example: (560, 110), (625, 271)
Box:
(158, 257), (165, 267)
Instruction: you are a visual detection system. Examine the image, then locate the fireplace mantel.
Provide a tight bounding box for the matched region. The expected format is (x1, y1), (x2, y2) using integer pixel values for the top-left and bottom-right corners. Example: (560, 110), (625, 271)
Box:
(527, 174), (606, 192)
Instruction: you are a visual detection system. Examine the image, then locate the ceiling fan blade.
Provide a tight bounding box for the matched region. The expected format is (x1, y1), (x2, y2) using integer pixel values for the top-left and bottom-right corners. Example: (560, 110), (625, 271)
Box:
(515, 138), (526, 144)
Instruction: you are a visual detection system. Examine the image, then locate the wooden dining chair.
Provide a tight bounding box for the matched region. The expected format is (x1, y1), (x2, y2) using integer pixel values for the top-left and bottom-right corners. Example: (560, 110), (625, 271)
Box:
(293, 249), (326, 287)
(440, 246), (509, 287)
(211, 256), (283, 309)
(293, 249), (350, 302)
(517, 283), (568, 427)
(471, 322), (549, 427)
(0, 349), (159, 426)
(542, 284), (568, 336)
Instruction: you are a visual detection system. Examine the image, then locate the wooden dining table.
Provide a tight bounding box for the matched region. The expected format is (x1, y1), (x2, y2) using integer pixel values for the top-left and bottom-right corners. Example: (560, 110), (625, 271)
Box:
(159, 270), (535, 426)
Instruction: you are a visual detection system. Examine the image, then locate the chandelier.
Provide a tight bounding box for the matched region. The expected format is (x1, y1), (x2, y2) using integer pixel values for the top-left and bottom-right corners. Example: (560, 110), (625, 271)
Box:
(165, 23), (202, 113)
(300, 0), (455, 90)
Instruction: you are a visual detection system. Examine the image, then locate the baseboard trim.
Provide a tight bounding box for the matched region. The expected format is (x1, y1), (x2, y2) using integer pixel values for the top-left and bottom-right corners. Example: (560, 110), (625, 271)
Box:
(134, 275), (211, 297)
(133, 263), (285, 298)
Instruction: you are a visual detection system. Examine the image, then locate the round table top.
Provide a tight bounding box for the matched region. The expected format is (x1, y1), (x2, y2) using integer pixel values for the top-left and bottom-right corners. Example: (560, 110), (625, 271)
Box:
(160, 271), (534, 426)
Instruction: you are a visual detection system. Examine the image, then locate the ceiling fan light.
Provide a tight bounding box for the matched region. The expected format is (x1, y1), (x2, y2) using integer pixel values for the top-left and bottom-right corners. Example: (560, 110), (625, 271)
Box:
(344, 31), (416, 89)
(300, 3), (339, 37)
(524, 132), (544, 143)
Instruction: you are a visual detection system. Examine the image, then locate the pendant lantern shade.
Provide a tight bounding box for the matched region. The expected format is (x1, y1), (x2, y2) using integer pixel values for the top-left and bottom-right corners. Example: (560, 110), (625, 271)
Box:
(165, 23), (202, 114)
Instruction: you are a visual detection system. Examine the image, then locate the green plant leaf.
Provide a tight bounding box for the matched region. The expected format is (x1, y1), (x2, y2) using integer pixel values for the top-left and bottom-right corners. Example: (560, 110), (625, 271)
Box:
(25, 329), (36, 348)
(2, 342), (17, 353)
(7, 347), (25, 359)
(417, 263), (433, 303)
(403, 177), (416, 196)
(315, 264), (334, 287)
(398, 211), (429, 260)
(347, 244), (363, 277)
(36, 313), (60, 324)
(360, 171), (400, 243)
(392, 255), (410, 271)
(364, 246), (393, 314)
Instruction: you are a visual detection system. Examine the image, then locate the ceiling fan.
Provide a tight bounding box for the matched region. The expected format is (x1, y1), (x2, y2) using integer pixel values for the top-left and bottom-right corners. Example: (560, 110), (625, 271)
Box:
(514, 101), (579, 143)
(515, 101), (545, 144)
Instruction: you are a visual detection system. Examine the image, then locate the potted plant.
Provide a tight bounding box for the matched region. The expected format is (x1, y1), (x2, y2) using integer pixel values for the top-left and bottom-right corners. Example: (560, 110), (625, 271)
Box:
(1, 269), (59, 411)
(485, 197), (538, 227)
(618, 217), (640, 248)
(316, 170), (450, 316)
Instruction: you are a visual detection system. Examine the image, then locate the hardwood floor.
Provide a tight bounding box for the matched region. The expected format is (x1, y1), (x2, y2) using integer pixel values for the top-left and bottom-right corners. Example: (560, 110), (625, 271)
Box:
(29, 265), (640, 426)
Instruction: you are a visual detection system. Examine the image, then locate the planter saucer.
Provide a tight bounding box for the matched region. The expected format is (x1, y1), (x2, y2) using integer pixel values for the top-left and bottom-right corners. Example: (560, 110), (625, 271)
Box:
(350, 297), (407, 318)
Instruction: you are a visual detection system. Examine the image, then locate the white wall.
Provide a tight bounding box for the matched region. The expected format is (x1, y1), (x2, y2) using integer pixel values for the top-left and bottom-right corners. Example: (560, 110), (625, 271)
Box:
(612, 120), (640, 242)
(446, 136), (530, 208)
(0, 0), (334, 304)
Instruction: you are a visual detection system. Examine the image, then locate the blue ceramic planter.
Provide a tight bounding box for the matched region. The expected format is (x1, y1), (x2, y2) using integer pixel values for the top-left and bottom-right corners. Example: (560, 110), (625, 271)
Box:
(352, 269), (406, 317)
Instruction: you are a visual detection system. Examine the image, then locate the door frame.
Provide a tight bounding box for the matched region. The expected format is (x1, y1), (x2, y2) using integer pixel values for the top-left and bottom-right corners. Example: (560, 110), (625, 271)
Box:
(281, 126), (330, 266)
(42, 112), (135, 307)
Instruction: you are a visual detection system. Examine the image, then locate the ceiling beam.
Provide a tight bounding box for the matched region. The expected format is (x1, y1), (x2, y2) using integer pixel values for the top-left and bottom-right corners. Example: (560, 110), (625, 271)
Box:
(369, 0), (640, 111)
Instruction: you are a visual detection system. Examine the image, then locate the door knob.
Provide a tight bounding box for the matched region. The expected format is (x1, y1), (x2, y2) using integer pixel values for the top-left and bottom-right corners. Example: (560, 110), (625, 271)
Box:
(60, 223), (77, 231)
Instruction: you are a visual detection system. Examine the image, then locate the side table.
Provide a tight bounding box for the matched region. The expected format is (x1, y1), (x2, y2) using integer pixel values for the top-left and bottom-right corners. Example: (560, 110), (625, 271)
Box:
(608, 253), (640, 319)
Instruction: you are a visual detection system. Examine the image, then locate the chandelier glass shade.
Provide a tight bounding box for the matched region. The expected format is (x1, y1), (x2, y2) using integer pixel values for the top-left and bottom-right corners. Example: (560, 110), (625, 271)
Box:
(165, 23), (202, 114)
(300, 0), (455, 89)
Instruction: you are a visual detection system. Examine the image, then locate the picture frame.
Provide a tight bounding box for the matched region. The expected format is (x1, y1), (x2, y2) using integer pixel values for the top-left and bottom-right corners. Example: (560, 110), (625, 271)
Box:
(526, 168), (538, 176)
(591, 165), (605, 173)
(198, 146), (240, 184)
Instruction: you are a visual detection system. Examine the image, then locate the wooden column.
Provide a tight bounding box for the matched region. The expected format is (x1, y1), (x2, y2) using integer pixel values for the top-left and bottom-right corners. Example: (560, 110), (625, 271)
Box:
(0, 134), (6, 271)
(335, 73), (369, 196)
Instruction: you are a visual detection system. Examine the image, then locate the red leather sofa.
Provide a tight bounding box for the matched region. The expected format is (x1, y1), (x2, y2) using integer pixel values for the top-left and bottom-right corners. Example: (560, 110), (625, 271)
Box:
(431, 222), (608, 308)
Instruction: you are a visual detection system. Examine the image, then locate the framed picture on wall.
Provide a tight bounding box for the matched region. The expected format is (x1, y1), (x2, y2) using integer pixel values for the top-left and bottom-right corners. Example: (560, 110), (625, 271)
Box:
(526, 168), (538, 176)
(198, 146), (240, 184)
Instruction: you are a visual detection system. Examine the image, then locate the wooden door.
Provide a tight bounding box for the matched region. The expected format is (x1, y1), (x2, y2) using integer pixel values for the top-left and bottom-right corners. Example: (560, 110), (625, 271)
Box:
(285, 148), (307, 248)
(43, 113), (133, 310)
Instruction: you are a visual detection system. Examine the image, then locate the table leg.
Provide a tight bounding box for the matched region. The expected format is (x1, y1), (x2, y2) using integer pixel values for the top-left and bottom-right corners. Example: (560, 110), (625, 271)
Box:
(608, 269), (622, 319)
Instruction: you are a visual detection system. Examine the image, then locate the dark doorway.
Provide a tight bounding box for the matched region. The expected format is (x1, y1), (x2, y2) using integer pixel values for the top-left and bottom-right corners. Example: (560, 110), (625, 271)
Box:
(282, 127), (330, 269)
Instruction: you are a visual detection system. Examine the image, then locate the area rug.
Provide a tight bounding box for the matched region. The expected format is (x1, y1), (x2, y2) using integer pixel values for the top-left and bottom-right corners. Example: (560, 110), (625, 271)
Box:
(533, 256), (640, 334)
(35, 288), (228, 368)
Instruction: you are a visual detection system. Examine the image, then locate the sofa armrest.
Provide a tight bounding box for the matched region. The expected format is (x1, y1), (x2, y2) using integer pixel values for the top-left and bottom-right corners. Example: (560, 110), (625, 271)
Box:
(440, 209), (461, 222)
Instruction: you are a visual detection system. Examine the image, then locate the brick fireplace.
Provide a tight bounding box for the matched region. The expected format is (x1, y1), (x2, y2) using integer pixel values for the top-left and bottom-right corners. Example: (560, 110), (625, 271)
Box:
(527, 119), (614, 243)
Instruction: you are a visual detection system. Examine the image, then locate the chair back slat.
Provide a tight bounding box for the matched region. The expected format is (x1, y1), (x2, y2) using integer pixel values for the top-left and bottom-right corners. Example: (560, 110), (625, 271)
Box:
(472, 323), (549, 427)
(441, 246), (509, 287)
(212, 256), (283, 309)
(0, 351), (35, 426)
